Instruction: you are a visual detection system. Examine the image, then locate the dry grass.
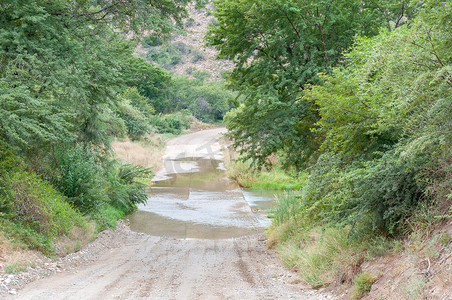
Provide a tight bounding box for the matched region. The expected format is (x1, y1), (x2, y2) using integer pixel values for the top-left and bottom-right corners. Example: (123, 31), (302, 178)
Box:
(54, 222), (97, 256)
(0, 222), (97, 274)
(189, 120), (218, 132)
(111, 134), (166, 171)
(0, 232), (50, 274)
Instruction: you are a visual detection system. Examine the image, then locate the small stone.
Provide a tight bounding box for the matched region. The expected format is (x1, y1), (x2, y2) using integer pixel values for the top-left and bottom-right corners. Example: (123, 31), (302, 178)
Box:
(4, 278), (11, 284)
(9, 289), (17, 295)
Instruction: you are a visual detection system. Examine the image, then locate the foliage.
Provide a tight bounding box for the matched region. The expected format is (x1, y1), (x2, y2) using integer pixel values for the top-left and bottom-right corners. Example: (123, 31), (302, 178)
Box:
(145, 40), (206, 70)
(224, 101), (319, 169)
(0, 0), (199, 256)
(207, 0), (417, 168)
(8, 171), (84, 237)
(105, 161), (153, 212)
(48, 146), (153, 216)
(142, 35), (163, 47)
(116, 88), (153, 140)
(226, 1), (451, 242)
(50, 147), (108, 215)
(146, 43), (184, 69)
(91, 205), (126, 232)
(123, 57), (172, 114)
(149, 111), (193, 135)
(296, 2), (450, 235)
(0, 170), (86, 255)
(227, 159), (305, 190)
(214, 3), (452, 291)
(0, 141), (19, 213)
(168, 76), (233, 122)
(0, 81), (72, 148)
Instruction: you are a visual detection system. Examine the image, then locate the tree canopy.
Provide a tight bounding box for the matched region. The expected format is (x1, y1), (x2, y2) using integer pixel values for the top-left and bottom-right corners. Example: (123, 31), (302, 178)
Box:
(207, 0), (418, 168)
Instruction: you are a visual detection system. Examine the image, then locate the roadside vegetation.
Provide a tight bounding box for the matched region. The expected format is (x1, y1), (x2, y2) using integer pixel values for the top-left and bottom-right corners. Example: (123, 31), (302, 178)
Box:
(209, 0), (451, 298)
(0, 0), (235, 272)
(227, 159), (306, 190)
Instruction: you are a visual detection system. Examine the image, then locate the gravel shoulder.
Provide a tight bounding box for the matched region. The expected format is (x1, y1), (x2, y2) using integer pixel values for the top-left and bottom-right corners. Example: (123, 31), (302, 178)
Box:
(4, 224), (333, 299)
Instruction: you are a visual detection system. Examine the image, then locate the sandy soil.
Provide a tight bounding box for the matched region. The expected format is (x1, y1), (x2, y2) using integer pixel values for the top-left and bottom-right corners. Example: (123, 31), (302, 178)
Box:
(5, 129), (333, 300)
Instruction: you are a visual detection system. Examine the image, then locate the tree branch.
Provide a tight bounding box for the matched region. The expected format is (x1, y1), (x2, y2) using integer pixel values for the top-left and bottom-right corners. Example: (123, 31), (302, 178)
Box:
(51, 0), (128, 19)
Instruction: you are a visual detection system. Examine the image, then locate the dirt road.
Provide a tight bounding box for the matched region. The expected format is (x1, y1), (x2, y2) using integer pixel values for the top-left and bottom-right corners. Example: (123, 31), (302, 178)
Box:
(8, 129), (333, 299)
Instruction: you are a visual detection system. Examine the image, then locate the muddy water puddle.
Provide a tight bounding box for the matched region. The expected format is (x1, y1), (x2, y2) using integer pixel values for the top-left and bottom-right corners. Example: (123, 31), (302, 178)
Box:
(129, 158), (277, 239)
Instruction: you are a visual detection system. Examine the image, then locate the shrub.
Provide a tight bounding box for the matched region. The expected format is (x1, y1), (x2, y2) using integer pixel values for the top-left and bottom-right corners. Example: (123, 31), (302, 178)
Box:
(149, 111), (192, 135)
(105, 161), (152, 213)
(146, 44), (183, 69)
(192, 70), (209, 81)
(141, 35), (162, 47)
(91, 204), (125, 231)
(1, 171), (86, 255)
(186, 66), (197, 74)
(51, 147), (108, 215)
(284, 151), (428, 236)
(116, 101), (150, 140)
(0, 141), (19, 214)
(191, 50), (205, 63)
(8, 171), (85, 237)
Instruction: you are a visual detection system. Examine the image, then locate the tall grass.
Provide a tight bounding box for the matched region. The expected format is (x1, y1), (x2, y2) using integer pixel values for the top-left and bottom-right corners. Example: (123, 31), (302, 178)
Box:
(269, 192), (301, 226)
(112, 134), (165, 171)
(227, 159), (306, 190)
(270, 226), (393, 288)
(267, 191), (398, 290)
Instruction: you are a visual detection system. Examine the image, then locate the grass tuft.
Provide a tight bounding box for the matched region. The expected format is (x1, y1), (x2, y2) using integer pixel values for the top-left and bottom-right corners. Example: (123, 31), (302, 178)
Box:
(351, 272), (376, 299)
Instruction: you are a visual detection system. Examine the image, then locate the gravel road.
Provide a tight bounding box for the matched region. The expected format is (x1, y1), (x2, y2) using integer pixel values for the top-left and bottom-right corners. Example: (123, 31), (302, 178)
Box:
(4, 128), (334, 300)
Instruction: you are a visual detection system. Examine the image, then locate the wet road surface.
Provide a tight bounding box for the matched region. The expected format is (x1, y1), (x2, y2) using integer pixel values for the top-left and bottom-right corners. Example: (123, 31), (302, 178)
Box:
(8, 128), (333, 300)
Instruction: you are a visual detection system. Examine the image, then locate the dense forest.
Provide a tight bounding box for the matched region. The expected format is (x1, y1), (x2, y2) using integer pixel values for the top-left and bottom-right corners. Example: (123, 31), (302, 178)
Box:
(208, 0), (451, 293)
(0, 0), (231, 254)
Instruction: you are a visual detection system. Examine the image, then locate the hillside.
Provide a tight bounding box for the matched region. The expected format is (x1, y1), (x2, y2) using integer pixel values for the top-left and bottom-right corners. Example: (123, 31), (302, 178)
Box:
(135, 3), (233, 81)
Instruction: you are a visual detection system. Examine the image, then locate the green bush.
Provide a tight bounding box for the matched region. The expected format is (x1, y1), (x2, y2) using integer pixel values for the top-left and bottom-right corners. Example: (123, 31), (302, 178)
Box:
(141, 35), (163, 47)
(116, 100), (151, 140)
(91, 204), (125, 232)
(149, 111), (192, 135)
(0, 218), (54, 255)
(0, 141), (19, 214)
(287, 151), (427, 236)
(146, 44), (183, 69)
(105, 161), (152, 212)
(191, 50), (205, 63)
(168, 76), (234, 122)
(8, 171), (85, 237)
(51, 147), (108, 215)
(1, 170), (86, 255)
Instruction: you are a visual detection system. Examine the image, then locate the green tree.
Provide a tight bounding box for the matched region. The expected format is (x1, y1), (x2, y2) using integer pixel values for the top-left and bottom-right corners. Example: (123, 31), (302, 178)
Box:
(287, 1), (451, 235)
(123, 57), (172, 114)
(116, 88), (153, 140)
(0, 0), (195, 150)
(168, 76), (233, 122)
(207, 0), (417, 168)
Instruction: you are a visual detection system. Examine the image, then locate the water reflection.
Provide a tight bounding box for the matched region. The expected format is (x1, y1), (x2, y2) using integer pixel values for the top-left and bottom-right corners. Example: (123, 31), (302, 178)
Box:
(129, 158), (277, 239)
